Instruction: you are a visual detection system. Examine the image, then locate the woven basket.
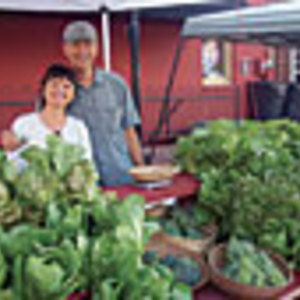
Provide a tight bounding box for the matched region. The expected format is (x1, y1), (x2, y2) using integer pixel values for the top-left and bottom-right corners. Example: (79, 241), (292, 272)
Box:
(146, 241), (210, 291)
(208, 244), (293, 299)
(129, 165), (180, 182)
(146, 205), (168, 218)
(158, 223), (218, 255)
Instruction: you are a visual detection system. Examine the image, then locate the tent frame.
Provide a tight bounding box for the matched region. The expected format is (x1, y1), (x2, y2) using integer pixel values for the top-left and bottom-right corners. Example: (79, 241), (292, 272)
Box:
(150, 1), (300, 153)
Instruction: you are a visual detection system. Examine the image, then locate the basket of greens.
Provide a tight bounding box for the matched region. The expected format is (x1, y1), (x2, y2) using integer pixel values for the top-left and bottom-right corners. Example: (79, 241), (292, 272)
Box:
(208, 238), (293, 299)
(151, 203), (217, 254)
(144, 242), (210, 291)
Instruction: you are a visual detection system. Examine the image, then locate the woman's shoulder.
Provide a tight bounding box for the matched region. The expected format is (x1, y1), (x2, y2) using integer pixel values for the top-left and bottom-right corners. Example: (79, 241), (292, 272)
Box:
(13, 112), (40, 128)
(66, 115), (88, 131)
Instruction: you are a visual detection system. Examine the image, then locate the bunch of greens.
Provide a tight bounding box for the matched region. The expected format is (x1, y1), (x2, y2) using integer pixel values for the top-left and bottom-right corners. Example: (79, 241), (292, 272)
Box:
(0, 137), (194, 299)
(155, 204), (214, 240)
(175, 120), (300, 270)
(144, 251), (202, 287)
(0, 151), (21, 227)
(223, 238), (288, 287)
(87, 194), (192, 300)
(0, 224), (84, 300)
(14, 135), (98, 225)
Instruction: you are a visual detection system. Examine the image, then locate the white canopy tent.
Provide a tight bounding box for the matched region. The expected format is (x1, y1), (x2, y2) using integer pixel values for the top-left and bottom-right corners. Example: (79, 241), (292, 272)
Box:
(0, 0), (231, 12)
(182, 1), (300, 46)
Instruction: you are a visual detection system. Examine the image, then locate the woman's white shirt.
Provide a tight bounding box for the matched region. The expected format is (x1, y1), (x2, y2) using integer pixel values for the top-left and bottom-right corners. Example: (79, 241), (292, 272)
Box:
(11, 112), (93, 161)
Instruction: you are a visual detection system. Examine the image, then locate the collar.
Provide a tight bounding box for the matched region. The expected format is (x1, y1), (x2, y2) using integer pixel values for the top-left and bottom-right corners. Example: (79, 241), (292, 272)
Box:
(76, 67), (105, 90)
(93, 68), (106, 84)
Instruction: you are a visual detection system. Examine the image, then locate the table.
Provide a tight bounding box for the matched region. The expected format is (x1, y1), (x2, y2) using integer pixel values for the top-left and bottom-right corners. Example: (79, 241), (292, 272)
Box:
(104, 173), (201, 204)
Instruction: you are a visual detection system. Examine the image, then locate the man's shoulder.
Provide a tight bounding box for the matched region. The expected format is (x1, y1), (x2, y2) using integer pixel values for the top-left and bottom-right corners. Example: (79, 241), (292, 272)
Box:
(95, 68), (128, 90)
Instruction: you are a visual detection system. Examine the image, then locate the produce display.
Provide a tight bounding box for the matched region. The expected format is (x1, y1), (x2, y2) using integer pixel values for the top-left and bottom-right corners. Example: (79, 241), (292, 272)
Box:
(152, 204), (213, 240)
(143, 251), (202, 287)
(0, 136), (192, 300)
(176, 120), (300, 270)
(222, 238), (288, 287)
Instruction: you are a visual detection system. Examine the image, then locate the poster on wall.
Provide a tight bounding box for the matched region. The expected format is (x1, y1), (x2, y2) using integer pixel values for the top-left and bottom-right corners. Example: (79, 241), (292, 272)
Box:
(201, 39), (232, 86)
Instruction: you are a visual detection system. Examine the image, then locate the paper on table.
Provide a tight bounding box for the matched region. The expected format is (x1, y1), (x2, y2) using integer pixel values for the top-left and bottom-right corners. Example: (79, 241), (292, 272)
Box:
(144, 197), (177, 210)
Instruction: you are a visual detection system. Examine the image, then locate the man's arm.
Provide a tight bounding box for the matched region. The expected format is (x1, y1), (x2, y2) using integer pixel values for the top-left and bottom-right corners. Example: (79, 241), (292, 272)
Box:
(125, 127), (144, 166)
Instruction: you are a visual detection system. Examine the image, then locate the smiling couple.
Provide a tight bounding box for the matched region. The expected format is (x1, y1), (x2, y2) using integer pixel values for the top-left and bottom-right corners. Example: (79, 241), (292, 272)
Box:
(1, 21), (144, 187)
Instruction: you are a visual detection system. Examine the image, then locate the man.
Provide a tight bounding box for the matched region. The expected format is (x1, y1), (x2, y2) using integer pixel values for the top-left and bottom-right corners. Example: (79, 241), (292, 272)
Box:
(62, 21), (144, 186)
(2, 21), (144, 186)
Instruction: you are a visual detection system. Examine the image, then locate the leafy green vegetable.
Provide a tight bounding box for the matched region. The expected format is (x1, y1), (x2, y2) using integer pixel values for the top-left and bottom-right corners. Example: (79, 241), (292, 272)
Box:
(0, 138), (193, 299)
(88, 194), (192, 299)
(144, 251), (202, 288)
(0, 249), (7, 288)
(176, 120), (300, 269)
(154, 204), (214, 240)
(223, 238), (288, 287)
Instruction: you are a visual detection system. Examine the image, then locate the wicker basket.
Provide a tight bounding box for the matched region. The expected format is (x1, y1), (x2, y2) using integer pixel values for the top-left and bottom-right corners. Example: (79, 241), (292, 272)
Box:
(146, 205), (168, 218)
(146, 241), (210, 291)
(158, 223), (218, 255)
(129, 165), (180, 182)
(208, 244), (293, 299)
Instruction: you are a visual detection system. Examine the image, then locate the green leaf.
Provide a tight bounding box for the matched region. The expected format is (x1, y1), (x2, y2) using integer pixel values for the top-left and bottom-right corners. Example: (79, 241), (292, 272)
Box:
(171, 282), (192, 300)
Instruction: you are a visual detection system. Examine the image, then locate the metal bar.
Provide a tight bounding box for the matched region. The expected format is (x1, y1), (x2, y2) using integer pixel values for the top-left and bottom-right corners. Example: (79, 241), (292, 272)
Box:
(149, 36), (185, 142)
(128, 11), (142, 115)
(0, 101), (34, 106)
(147, 37), (185, 162)
(101, 10), (111, 72)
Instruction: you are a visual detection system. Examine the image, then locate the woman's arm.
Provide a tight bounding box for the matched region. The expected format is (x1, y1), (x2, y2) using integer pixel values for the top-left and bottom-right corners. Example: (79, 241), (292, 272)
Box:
(1, 130), (24, 151)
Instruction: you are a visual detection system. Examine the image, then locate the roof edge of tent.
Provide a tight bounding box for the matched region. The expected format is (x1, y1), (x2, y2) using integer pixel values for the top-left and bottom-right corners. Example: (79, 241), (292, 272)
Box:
(180, 1), (300, 47)
(0, 0), (246, 14)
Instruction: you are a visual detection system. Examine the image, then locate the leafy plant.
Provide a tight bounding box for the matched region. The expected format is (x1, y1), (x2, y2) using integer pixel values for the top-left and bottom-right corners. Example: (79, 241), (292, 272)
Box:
(153, 204), (215, 240)
(0, 137), (193, 299)
(176, 120), (300, 269)
(223, 238), (287, 287)
(144, 251), (202, 287)
(87, 194), (192, 300)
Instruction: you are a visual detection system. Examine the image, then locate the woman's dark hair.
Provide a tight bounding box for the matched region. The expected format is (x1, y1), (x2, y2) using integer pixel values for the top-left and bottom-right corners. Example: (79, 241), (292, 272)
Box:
(39, 63), (77, 110)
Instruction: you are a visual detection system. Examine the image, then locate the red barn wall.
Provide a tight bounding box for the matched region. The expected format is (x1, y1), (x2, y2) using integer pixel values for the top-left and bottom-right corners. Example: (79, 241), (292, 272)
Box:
(0, 0), (288, 142)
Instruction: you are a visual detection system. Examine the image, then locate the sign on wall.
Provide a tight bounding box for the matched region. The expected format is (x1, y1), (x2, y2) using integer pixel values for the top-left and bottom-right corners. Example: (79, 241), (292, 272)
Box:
(201, 39), (232, 86)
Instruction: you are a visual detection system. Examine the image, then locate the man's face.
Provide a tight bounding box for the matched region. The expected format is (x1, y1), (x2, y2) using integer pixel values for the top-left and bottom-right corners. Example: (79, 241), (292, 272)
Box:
(63, 40), (98, 70)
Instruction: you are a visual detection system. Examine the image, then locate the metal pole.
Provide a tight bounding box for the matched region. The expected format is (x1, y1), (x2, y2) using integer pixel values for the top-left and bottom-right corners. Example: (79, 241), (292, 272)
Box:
(150, 36), (185, 142)
(148, 37), (185, 162)
(128, 11), (142, 114)
(102, 10), (111, 72)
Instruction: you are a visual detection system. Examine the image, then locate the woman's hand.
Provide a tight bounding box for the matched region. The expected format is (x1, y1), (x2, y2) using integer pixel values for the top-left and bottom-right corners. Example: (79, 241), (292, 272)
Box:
(1, 130), (24, 151)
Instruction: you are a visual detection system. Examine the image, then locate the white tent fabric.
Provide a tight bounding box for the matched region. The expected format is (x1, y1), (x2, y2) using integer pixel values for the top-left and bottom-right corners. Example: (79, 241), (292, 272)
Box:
(109, 0), (225, 11)
(0, 0), (227, 12)
(182, 1), (300, 46)
(0, 0), (100, 12)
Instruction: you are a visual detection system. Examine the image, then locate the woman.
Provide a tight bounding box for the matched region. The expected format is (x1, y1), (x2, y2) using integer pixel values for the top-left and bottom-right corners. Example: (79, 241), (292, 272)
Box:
(2, 64), (92, 160)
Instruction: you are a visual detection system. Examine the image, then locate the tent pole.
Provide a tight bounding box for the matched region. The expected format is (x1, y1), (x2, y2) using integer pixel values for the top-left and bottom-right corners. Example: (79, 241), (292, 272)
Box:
(102, 10), (111, 71)
(128, 11), (143, 140)
(128, 11), (142, 115)
(148, 36), (184, 162)
(152, 37), (184, 139)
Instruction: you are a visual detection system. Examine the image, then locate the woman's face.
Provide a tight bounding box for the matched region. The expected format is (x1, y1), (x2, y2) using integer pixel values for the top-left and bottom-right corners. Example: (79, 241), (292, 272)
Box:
(43, 77), (75, 110)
